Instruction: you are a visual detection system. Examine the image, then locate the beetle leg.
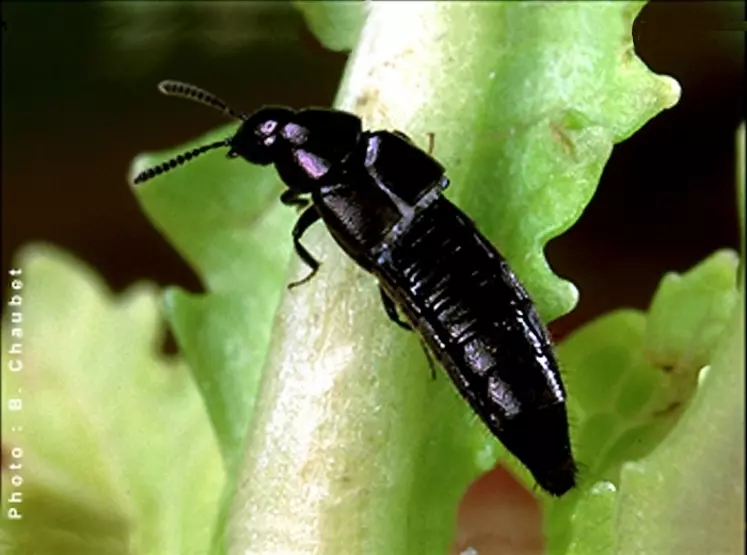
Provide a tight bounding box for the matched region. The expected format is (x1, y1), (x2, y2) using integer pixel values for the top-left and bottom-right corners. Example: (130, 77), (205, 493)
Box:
(379, 286), (412, 331)
(419, 339), (437, 381)
(280, 189), (310, 211)
(288, 207), (322, 290)
(394, 130), (435, 157)
(392, 130), (413, 143)
(379, 286), (437, 379)
(426, 132), (435, 155)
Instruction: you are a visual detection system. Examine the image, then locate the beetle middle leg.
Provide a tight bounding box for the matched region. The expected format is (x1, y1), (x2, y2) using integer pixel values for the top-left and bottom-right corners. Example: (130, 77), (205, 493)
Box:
(288, 206), (322, 290)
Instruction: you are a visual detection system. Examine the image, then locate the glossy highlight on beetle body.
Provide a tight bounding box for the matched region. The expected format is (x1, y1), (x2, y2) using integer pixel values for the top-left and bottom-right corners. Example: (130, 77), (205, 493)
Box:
(134, 80), (578, 496)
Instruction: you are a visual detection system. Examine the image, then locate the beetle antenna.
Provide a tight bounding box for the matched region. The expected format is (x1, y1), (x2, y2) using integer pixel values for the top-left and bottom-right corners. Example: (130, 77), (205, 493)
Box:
(158, 80), (246, 120)
(133, 139), (231, 185)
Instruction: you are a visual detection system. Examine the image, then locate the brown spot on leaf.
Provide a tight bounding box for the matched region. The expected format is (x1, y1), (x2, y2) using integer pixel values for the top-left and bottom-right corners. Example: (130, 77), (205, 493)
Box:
(354, 89), (379, 112)
(383, 47), (415, 69)
(621, 44), (636, 65)
(644, 352), (677, 374)
(653, 400), (682, 418)
(550, 121), (575, 157)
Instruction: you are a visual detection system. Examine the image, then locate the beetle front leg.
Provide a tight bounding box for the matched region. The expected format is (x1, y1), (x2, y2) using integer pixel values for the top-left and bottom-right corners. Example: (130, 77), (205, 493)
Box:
(280, 189), (310, 211)
(288, 206), (322, 290)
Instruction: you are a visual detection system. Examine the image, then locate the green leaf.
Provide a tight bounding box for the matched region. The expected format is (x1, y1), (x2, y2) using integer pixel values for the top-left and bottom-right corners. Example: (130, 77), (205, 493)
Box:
(132, 133), (294, 552)
(616, 290), (745, 554)
(131, 129), (294, 465)
(0, 245), (223, 555)
(294, 1), (368, 52)
(737, 122), (745, 280)
(131, 126), (288, 295)
(643, 250), (740, 381)
(553, 250), (741, 553)
(607, 125), (747, 555)
(566, 482), (617, 554)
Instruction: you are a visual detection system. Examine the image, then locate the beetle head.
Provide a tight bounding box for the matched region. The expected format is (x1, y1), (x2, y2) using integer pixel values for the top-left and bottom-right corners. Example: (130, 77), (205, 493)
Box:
(228, 107), (295, 166)
(131, 80), (359, 192)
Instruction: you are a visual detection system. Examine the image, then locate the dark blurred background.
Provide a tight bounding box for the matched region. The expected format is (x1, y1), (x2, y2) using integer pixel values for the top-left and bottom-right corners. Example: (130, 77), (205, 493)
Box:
(2, 1), (744, 338)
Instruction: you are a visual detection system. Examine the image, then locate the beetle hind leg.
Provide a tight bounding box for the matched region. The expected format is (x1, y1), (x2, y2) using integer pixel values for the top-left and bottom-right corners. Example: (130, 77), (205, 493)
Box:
(379, 286), (437, 379)
(419, 340), (437, 380)
(379, 286), (412, 331)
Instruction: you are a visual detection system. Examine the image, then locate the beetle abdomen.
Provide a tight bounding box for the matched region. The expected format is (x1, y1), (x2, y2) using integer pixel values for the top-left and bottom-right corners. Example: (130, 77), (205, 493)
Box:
(377, 197), (577, 495)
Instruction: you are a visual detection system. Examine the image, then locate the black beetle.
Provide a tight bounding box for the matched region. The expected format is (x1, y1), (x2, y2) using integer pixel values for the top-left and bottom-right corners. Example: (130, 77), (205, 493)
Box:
(134, 80), (578, 496)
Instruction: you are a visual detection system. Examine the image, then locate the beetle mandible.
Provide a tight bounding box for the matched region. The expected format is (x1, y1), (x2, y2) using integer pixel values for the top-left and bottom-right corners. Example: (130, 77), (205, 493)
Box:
(134, 80), (578, 496)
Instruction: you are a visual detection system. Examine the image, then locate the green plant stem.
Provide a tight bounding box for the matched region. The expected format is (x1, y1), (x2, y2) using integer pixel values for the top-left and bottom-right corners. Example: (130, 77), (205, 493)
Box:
(227, 6), (478, 553)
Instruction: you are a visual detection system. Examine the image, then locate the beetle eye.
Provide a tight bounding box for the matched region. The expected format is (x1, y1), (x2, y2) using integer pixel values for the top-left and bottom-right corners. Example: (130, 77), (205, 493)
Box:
(259, 120), (278, 135)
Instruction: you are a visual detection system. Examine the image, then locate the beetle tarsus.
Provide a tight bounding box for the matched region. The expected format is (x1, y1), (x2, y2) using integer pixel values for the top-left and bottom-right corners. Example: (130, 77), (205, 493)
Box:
(288, 206), (321, 289)
(378, 286), (413, 331)
(281, 189), (310, 211)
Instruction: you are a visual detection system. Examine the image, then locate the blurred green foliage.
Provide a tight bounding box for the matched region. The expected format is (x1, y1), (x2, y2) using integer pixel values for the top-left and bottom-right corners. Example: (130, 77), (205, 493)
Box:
(1, 246), (224, 555)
